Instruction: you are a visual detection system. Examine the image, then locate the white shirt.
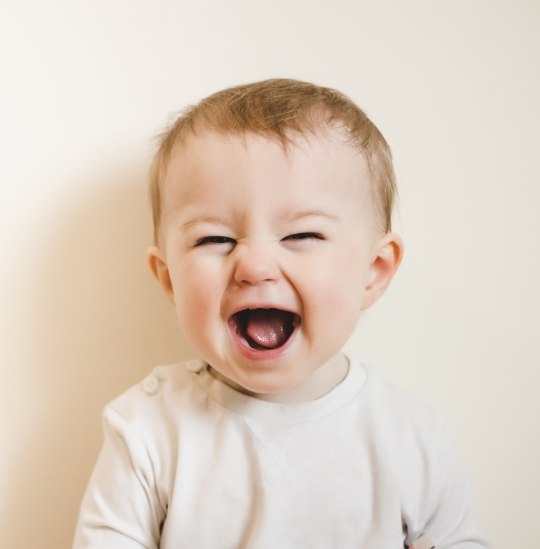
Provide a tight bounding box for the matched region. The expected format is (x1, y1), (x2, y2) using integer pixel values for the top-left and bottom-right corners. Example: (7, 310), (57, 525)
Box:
(73, 357), (491, 548)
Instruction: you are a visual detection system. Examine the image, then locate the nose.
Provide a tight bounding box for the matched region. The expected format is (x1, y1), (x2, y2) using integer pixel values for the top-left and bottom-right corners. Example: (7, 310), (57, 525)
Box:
(233, 243), (280, 286)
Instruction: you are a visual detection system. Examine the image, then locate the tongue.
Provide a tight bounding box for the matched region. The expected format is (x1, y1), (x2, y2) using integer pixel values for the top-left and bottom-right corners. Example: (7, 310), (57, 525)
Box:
(245, 309), (291, 349)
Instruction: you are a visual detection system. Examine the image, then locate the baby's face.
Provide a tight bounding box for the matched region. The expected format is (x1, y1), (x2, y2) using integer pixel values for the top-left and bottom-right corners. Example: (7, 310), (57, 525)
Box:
(149, 129), (400, 401)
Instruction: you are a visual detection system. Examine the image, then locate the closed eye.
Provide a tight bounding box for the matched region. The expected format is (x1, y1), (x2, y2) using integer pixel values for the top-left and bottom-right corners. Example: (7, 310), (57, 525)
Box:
(282, 232), (325, 241)
(194, 236), (237, 247)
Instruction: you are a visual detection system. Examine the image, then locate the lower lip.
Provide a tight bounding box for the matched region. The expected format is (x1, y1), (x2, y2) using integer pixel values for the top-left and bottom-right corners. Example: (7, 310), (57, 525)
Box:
(228, 322), (298, 362)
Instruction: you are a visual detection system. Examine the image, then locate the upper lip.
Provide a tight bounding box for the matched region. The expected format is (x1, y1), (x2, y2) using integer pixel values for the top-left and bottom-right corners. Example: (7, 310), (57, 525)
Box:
(227, 302), (300, 319)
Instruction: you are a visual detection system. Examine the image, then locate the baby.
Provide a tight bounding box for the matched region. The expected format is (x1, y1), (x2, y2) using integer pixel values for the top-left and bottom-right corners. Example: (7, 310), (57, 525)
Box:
(74, 79), (490, 548)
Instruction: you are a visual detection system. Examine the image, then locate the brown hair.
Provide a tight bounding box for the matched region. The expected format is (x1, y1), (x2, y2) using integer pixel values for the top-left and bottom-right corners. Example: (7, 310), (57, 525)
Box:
(149, 78), (396, 243)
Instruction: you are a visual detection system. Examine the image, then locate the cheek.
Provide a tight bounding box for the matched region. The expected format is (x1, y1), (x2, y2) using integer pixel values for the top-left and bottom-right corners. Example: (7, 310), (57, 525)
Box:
(170, 260), (224, 322)
(312, 277), (364, 313)
(302, 247), (368, 295)
(297, 253), (368, 324)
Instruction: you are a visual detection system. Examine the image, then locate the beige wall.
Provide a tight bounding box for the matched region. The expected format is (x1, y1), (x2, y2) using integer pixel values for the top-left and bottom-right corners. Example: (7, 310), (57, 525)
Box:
(1, 1), (539, 546)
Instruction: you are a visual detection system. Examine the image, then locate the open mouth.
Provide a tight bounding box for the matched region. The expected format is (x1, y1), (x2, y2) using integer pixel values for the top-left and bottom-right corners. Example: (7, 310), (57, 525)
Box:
(229, 308), (300, 351)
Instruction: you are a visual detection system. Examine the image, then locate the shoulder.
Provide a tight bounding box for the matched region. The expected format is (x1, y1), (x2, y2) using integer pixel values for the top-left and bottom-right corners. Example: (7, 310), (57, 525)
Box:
(358, 360), (443, 437)
(355, 361), (485, 543)
(103, 359), (208, 435)
(352, 359), (453, 478)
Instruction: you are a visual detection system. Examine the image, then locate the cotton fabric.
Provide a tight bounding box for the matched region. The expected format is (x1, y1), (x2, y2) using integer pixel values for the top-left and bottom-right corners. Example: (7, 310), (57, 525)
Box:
(73, 357), (490, 548)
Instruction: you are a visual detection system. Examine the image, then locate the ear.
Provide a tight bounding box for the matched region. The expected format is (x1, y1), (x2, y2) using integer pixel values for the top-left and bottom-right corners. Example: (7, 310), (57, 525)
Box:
(147, 246), (175, 303)
(361, 233), (403, 311)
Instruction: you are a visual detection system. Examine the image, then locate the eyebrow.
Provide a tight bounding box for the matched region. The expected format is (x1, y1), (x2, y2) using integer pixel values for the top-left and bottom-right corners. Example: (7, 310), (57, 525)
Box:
(180, 215), (233, 230)
(280, 209), (341, 223)
(180, 209), (341, 231)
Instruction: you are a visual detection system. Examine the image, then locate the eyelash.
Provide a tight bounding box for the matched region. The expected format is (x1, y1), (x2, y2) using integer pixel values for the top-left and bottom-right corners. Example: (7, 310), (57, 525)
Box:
(282, 232), (325, 241)
(194, 236), (236, 247)
(194, 232), (325, 248)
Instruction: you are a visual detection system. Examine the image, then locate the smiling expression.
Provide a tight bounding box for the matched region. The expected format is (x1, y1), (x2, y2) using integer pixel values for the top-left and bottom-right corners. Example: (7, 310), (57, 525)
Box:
(148, 129), (401, 402)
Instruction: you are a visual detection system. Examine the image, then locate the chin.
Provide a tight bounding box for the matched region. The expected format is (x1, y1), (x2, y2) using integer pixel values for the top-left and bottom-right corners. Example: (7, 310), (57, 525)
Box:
(237, 368), (314, 400)
(238, 371), (296, 393)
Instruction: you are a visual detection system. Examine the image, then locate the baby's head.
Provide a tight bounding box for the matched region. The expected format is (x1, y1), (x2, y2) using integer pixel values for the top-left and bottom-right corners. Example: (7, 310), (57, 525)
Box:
(147, 79), (403, 402)
(150, 78), (397, 244)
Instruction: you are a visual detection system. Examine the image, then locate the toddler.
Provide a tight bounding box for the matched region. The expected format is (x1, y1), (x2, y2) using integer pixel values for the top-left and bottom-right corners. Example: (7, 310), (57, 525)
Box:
(74, 79), (490, 548)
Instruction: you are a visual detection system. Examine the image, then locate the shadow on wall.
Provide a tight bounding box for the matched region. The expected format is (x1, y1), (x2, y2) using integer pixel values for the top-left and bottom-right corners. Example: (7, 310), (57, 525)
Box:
(4, 172), (194, 549)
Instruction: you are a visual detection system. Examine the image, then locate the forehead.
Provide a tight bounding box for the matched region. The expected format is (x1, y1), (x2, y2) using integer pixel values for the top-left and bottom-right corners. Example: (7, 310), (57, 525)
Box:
(164, 127), (370, 181)
(161, 129), (373, 218)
